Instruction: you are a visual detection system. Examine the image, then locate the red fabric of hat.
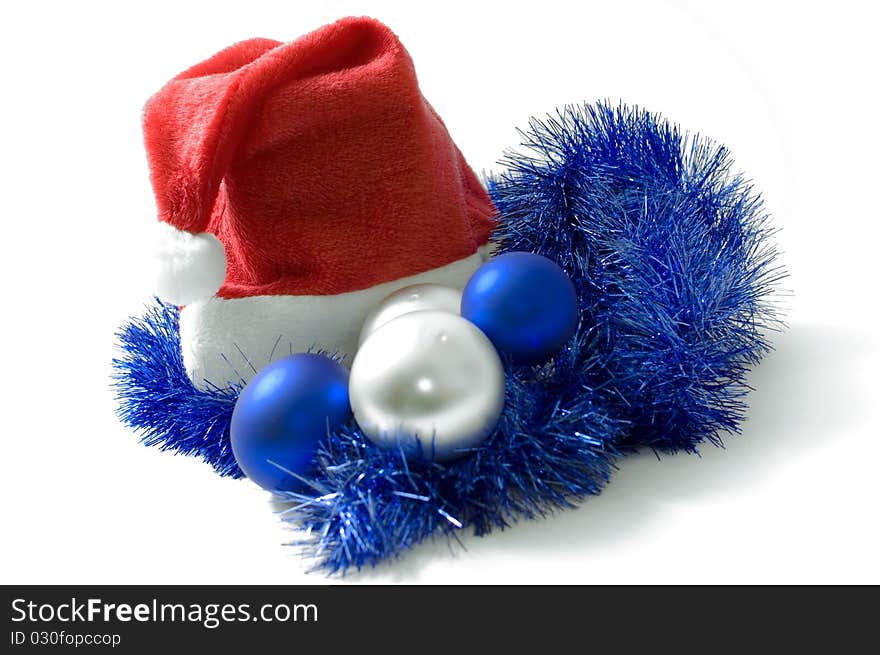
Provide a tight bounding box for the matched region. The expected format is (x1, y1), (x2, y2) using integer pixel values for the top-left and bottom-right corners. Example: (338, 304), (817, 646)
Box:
(145, 15), (495, 299)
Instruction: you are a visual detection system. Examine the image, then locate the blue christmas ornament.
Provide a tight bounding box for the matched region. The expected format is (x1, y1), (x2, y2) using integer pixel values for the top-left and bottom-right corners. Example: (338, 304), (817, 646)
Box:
(230, 353), (351, 492)
(461, 251), (578, 364)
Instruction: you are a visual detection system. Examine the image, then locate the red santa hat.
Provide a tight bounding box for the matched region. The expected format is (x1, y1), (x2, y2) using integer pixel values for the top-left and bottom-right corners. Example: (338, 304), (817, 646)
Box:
(145, 17), (495, 388)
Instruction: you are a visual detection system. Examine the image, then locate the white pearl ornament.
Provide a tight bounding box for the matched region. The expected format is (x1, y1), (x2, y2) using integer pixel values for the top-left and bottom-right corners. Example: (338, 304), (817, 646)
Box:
(349, 310), (505, 462)
(358, 283), (463, 345)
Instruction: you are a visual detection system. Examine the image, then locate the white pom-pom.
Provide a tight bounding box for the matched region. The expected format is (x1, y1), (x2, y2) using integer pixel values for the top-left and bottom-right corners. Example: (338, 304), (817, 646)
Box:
(152, 223), (227, 306)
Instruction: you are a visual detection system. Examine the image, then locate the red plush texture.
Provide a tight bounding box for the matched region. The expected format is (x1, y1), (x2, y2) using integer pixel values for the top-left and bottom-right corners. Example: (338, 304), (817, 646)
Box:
(144, 16), (495, 298)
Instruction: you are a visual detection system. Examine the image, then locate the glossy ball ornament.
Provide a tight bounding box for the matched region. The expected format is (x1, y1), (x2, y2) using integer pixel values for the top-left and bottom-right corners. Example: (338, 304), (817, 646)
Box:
(461, 251), (578, 364)
(349, 310), (505, 462)
(230, 353), (351, 492)
(358, 283), (462, 345)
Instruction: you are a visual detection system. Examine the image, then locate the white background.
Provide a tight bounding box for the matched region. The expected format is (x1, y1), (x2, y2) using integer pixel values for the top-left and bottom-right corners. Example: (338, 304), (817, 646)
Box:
(1, 0), (877, 584)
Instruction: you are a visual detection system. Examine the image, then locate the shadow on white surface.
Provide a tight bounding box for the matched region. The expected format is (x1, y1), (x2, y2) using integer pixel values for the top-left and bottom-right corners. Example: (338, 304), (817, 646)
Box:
(342, 321), (875, 581)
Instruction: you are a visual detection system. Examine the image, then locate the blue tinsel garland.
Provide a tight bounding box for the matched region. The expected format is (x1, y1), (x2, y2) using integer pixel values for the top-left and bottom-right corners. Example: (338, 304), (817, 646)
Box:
(112, 102), (783, 572)
(112, 302), (243, 478)
(489, 102), (785, 452)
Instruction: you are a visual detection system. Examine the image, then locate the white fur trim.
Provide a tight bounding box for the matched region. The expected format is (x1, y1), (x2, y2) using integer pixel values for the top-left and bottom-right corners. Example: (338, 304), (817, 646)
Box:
(179, 253), (486, 390)
(152, 223), (227, 306)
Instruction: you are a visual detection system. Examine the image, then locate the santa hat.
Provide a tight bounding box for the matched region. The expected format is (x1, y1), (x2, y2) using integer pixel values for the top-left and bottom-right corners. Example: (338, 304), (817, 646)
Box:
(145, 17), (495, 389)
